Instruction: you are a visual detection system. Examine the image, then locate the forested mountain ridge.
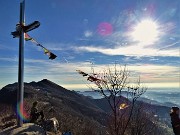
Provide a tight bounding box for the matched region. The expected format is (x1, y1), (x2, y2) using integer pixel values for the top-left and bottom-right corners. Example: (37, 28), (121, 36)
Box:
(0, 79), (173, 135)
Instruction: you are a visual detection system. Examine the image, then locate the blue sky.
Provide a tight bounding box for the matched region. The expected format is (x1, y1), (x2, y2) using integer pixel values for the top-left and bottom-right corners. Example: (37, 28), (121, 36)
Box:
(0, 0), (179, 90)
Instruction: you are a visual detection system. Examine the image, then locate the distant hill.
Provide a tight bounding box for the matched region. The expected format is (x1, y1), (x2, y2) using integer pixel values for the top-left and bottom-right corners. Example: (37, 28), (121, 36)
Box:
(80, 91), (172, 117)
(0, 79), (174, 135)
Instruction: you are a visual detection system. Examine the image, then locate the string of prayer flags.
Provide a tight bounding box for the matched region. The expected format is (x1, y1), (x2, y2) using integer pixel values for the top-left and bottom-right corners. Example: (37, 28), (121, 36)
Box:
(76, 70), (88, 76)
(24, 33), (57, 60)
(87, 75), (101, 82)
(76, 69), (103, 83)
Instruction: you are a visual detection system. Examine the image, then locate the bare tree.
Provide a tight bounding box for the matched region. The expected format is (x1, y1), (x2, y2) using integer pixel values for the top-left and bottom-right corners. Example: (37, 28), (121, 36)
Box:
(77, 64), (147, 135)
(126, 102), (160, 135)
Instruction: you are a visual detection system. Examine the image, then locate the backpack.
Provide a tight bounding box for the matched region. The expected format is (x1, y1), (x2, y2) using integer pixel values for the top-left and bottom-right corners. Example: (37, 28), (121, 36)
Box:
(44, 117), (59, 133)
(62, 131), (72, 135)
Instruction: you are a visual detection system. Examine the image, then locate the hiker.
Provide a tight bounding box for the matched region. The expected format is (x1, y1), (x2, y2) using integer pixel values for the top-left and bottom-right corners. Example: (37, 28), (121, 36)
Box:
(30, 101), (44, 123)
(170, 107), (180, 135)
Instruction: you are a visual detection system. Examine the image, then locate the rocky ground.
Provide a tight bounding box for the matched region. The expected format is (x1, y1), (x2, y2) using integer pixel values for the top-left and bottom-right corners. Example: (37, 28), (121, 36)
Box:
(0, 123), (46, 135)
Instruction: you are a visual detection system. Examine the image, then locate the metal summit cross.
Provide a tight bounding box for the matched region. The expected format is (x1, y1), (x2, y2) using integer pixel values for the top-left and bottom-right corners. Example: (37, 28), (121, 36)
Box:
(11, 0), (40, 127)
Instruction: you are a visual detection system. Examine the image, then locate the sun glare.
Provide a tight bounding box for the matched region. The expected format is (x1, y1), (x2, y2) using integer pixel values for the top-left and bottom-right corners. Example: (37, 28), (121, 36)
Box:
(131, 19), (159, 45)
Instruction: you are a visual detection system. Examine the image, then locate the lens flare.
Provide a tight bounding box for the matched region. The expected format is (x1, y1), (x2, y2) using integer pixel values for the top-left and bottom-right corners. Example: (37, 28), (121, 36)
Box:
(16, 102), (30, 122)
(97, 22), (113, 36)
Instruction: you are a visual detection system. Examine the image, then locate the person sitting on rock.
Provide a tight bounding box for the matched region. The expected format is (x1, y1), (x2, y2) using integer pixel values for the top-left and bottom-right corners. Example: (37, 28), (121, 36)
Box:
(30, 101), (44, 123)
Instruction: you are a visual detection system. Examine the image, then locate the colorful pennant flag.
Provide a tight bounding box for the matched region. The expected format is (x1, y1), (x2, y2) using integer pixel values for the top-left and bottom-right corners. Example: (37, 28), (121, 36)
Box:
(87, 76), (101, 82)
(44, 48), (57, 60)
(76, 69), (103, 83)
(24, 33), (32, 41)
(24, 33), (57, 60)
(76, 70), (88, 76)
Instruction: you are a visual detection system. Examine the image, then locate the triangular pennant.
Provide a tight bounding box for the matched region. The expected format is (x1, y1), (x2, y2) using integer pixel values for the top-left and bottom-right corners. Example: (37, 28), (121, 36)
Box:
(76, 70), (89, 76)
(87, 76), (100, 82)
(48, 52), (57, 60)
(42, 48), (57, 60)
(24, 33), (32, 41)
(43, 48), (50, 54)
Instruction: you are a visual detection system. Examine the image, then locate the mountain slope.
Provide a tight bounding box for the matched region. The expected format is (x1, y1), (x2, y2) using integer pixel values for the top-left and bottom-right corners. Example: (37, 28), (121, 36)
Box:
(0, 79), (173, 135)
(0, 79), (109, 134)
(0, 79), (107, 118)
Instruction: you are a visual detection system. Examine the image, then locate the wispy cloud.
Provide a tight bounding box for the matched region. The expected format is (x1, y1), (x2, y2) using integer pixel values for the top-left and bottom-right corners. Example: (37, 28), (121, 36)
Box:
(71, 6), (180, 58)
(127, 64), (179, 83)
(74, 43), (179, 57)
(66, 63), (180, 89)
(0, 44), (18, 51)
(159, 41), (180, 50)
(0, 56), (179, 89)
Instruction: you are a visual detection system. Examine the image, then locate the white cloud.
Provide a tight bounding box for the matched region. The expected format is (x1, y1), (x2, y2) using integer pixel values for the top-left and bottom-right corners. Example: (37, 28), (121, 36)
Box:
(42, 43), (65, 51)
(74, 43), (179, 57)
(63, 63), (179, 89)
(0, 56), (179, 89)
(76, 8), (180, 58)
(143, 82), (179, 88)
(0, 57), (18, 62)
(84, 30), (93, 38)
(127, 64), (179, 82)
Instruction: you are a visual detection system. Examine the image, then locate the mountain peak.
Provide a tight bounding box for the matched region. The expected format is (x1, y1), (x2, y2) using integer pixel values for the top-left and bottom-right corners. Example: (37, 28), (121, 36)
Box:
(37, 79), (68, 92)
(39, 79), (53, 83)
(38, 79), (58, 86)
